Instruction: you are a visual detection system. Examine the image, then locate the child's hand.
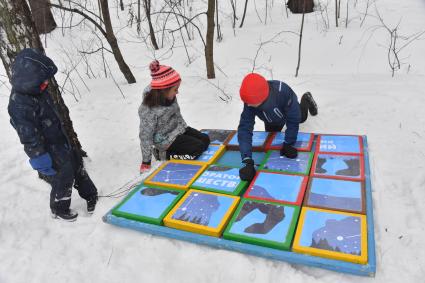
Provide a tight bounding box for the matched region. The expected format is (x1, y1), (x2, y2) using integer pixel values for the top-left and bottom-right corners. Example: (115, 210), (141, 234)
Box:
(280, 143), (298, 159)
(140, 162), (151, 173)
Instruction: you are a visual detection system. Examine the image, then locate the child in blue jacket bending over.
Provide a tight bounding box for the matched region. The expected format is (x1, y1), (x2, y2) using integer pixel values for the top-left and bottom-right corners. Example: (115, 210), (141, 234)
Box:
(237, 73), (318, 182)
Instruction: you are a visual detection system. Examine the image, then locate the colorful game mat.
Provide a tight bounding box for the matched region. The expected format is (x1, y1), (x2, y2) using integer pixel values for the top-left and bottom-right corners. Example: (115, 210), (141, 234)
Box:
(104, 132), (375, 276)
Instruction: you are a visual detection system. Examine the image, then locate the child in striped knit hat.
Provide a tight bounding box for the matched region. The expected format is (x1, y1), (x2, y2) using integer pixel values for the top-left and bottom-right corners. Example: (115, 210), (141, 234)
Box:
(138, 60), (210, 173)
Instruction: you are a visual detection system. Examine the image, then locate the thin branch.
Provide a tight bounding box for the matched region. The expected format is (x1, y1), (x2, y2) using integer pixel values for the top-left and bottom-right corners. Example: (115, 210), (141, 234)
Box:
(250, 31), (299, 72)
(50, 3), (108, 38)
(198, 76), (232, 103)
(60, 0), (105, 25)
(153, 10), (207, 46)
(79, 46), (113, 54)
(105, 61), (125, 99)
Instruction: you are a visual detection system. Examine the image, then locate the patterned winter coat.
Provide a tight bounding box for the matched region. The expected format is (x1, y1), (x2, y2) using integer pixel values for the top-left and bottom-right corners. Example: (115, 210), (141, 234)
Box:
(138, 86), (187, 162)
(7, 48), (68, 159)
(238, 80), (301, 159)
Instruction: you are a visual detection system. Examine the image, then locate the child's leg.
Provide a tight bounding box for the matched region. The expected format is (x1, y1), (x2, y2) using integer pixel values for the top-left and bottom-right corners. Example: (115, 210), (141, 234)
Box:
(300, 92), (318, 123)
(166, 133), (207, 160)
(72, 158), (98, 201)
(264, 123), (284, 132)
(299, 99), (309, 123)
(49, 148), (75, 213)
(182, 127), (210, 150)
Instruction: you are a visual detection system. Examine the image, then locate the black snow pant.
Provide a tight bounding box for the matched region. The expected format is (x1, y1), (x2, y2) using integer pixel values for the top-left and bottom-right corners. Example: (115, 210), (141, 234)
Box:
(46, 144), (98, 213)
(264, 99), (309, 132)
(166, 127), (210, 160)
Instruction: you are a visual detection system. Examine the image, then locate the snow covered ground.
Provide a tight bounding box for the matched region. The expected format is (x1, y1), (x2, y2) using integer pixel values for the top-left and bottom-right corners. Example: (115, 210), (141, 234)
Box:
(1, 0), (425, 282)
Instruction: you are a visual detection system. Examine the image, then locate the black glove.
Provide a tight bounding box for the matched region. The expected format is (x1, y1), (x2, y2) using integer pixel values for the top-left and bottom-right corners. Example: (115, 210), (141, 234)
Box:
(280, 143), (298, 159)
(239, 158), (256, 182)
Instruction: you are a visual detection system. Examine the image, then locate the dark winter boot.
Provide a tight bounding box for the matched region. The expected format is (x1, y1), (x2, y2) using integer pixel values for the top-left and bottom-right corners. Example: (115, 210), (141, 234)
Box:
(301, 92), (318, 116)
(51, 209), (78, 222)
(87, 195), (98, 214)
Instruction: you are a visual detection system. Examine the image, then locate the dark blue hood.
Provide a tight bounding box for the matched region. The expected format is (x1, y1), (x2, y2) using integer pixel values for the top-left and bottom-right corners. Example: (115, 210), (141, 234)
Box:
(10, 48), (58, 95)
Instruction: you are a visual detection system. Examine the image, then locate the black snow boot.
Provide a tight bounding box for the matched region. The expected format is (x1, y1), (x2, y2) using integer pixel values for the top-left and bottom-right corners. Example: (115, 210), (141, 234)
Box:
(51, 209), (78, 222)
(301, 92), (318, 116)
(87, 195), (98, 214)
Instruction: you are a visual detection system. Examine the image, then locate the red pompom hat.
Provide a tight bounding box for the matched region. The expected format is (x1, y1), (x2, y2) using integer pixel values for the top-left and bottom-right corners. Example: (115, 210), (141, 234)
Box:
(239, 73), (269, 105)
(149, 60), (181, 89)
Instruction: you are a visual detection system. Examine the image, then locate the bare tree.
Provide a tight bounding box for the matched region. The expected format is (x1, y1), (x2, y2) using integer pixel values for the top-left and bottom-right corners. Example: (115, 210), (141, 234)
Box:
(360, 0), (371, 27)
(375, 9), (425, 77)
(287, 0), (314, 14)
(99, 0), (136, 83)
(28, 0), (57, 34)
(295, 0), (306, 77)
(249, 30), (298, 75)
(338, 0), (341, 19)
(143, 0), (159, 49)
(345, 0), (349, 28)
(230, 0), (237, 34)
(0, 0), (86, 157)
(151, 1), (215, 78)
(239, 0), (248, 28)
(215, 0), (222, 41)
(50, 1), (136, 83)
(205, 0), (216, 78)
(335, 0), (339, 27)
(137, 0), (142, 35)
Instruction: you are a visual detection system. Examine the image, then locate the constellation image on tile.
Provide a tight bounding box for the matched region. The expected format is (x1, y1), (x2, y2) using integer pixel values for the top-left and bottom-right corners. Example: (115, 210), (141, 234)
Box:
(192, 165), (246, 195)
(112, 186), (184, 225)
(297, 209), (364, 256)
(223, 199), (300, 250)
(244, 171), (307, 205)
(313, 154), (363, 180)
(215, 150), (266, 168)
(267, 132), (313, 151)
(201, 129), (235, 145)
(227, 131), (269, 148)
(170, 191), (236, 227)
(305, 178), (365, 213)
(150, 162), (203, 185)
(261, 151), (313, 175)
(318, 135), (362, 154)
(196, 145), (223, 163)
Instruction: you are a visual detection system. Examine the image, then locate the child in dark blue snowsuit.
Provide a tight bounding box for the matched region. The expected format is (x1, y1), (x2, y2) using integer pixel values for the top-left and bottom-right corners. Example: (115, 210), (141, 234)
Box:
(237, 73), (318, 182)
(7, 48), (98, 221)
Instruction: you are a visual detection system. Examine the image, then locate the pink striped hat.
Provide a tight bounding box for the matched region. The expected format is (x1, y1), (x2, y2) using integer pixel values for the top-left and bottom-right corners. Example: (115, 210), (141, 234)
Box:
(149, 60), (181, 89)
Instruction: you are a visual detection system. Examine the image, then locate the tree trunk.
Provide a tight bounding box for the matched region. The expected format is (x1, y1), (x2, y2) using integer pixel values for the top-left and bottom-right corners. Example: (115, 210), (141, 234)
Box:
(28, 0), (57, 34)
(287, 0), (314, 14)
(295, 0), (306, 77)
(335, 0), (339, 27)
(215, 0), (222, 41)
(205, 0), (215, 79)
(143, 0), (159, 50)
(99, 0), (136, 83)
(0, 0), (85, 157)
(239, 0), (248, 28)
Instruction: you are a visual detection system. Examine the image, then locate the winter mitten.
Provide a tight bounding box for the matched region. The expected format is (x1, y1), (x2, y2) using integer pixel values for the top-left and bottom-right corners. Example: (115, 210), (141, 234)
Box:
(280, 143), (298, 159)
(239, 157), (256, 182)
(29, 153), (56, 176)
(140, 161), (152, 173)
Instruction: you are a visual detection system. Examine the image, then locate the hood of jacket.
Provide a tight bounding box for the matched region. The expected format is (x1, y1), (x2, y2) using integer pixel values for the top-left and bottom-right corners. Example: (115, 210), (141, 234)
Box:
(10, 48), (58, 95)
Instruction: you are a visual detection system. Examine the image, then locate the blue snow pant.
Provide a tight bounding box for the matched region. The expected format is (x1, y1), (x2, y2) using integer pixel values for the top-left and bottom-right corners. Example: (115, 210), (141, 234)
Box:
(264, 101), (309, 132)
(46, 144), (97, 213)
